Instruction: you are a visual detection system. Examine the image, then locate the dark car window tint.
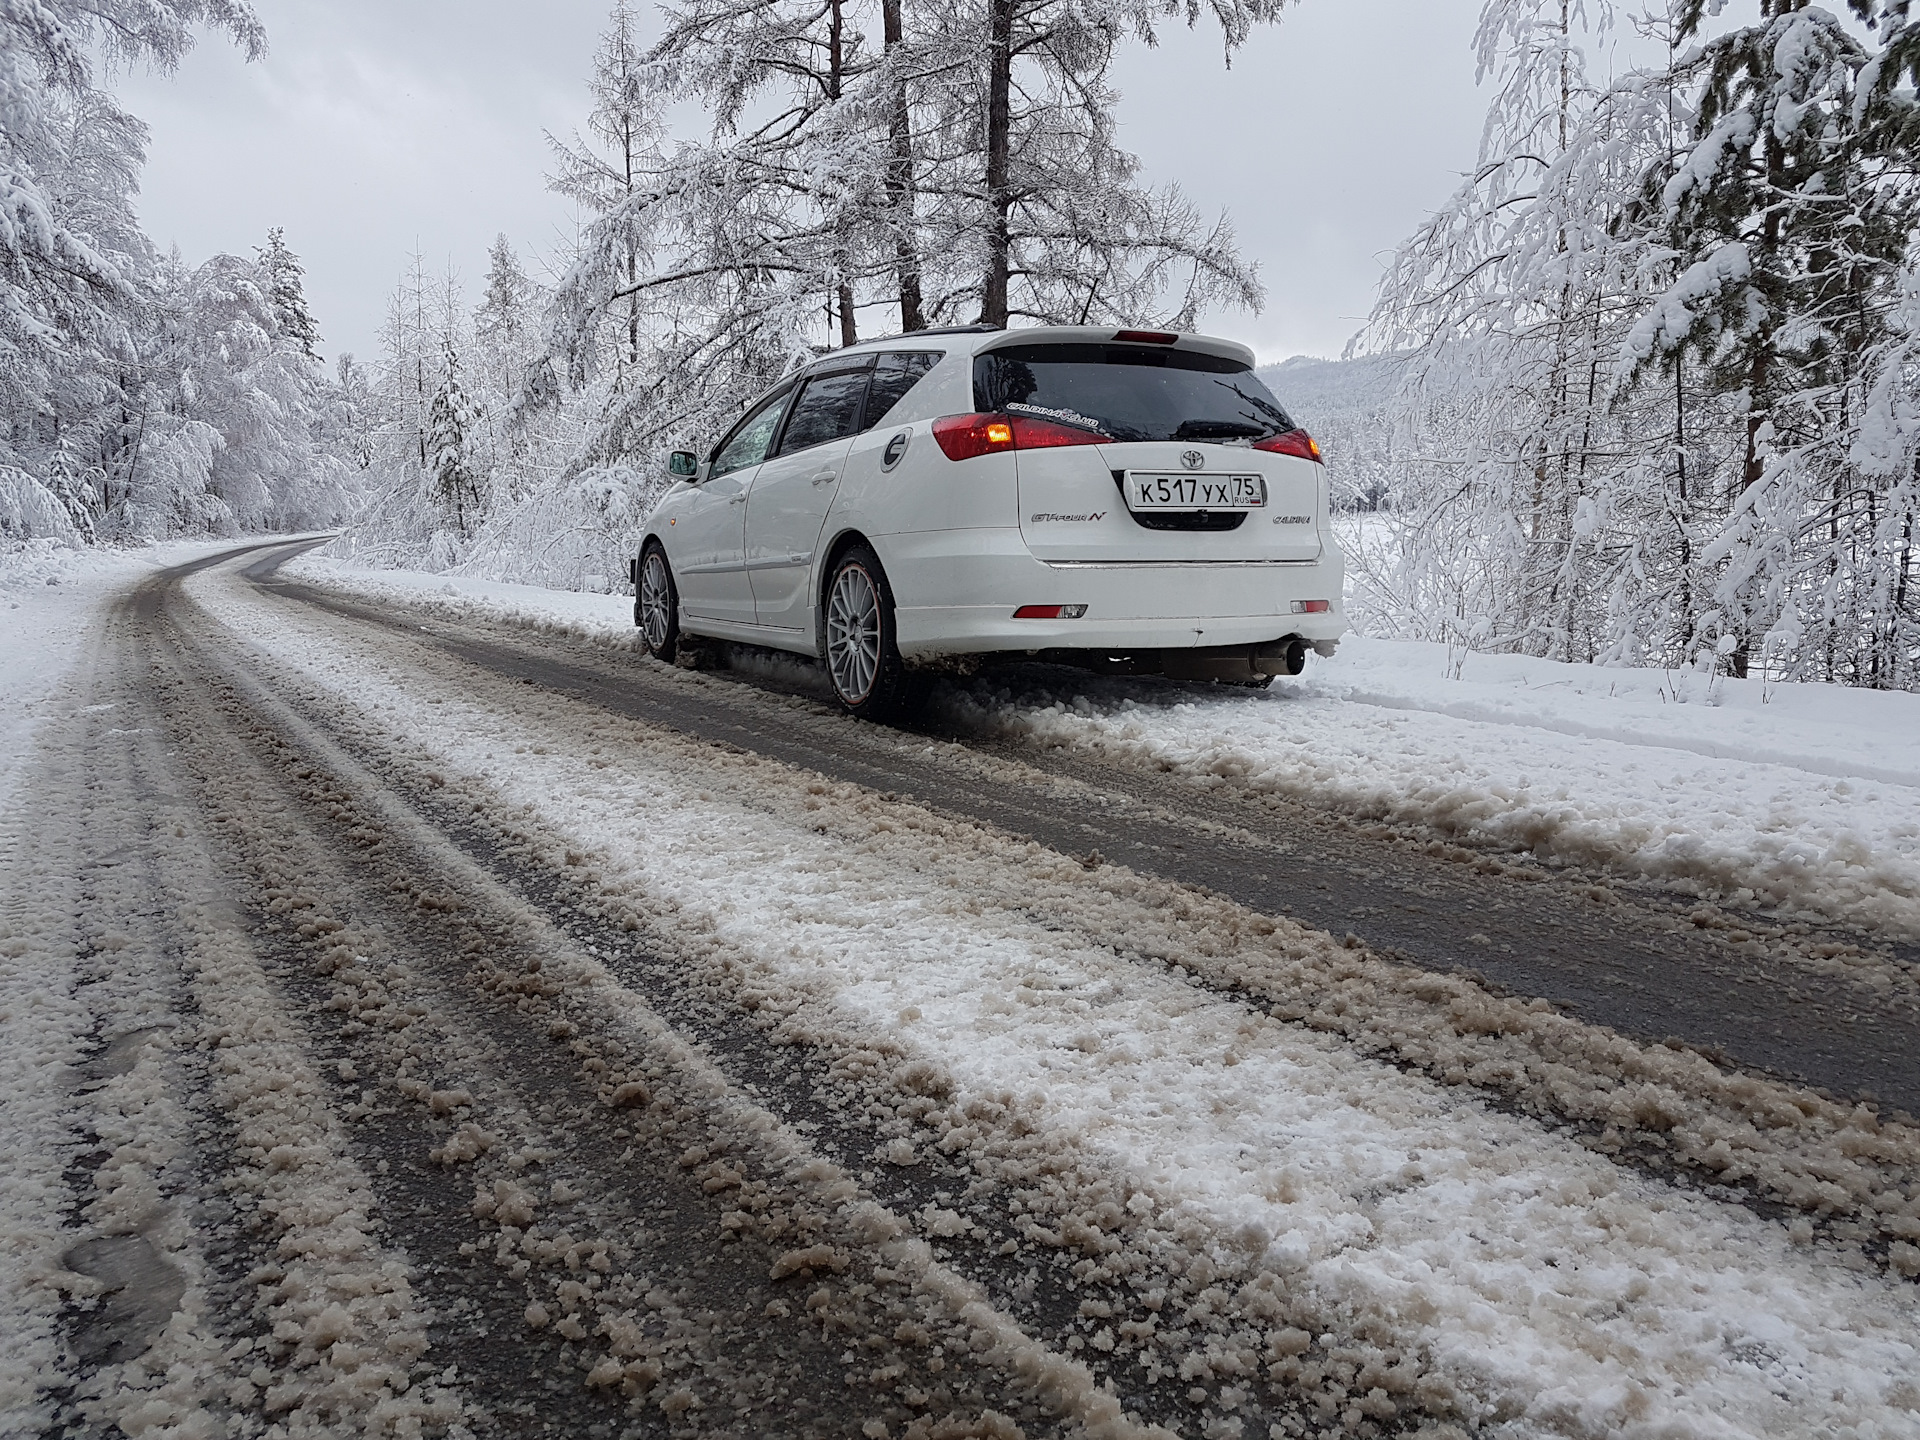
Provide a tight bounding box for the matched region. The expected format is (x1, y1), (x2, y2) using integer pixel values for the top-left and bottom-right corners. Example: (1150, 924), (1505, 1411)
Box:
(777, 367), (872, 456)
(973, 343), (1294, 444)
(862, 351), (943, 430)
(710, 386), (792, 479)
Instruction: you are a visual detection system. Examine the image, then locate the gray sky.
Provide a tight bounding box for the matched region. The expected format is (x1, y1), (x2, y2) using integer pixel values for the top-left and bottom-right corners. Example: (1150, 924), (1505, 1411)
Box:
(117, 0), (1491, 369)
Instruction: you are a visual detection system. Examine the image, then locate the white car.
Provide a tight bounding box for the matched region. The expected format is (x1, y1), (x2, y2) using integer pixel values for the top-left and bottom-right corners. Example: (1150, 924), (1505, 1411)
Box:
(630, 325), (1347, 717)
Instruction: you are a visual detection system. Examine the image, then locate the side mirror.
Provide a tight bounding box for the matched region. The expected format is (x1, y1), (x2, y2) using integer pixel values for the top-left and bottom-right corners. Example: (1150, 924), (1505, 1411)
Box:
(667, 450), (699, 479)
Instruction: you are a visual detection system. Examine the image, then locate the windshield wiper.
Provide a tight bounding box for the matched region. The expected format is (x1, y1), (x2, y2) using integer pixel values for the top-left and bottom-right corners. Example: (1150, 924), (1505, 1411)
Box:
(1173, 419), (1267, 440)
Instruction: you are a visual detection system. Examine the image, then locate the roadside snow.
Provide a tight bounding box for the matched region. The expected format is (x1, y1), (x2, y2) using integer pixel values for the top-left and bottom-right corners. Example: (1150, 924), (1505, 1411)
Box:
(193, 558), (1920, 1440)
(0, 540), (241, 821)
(284, 552), (636, 642)
(948, 639), (1920, 939)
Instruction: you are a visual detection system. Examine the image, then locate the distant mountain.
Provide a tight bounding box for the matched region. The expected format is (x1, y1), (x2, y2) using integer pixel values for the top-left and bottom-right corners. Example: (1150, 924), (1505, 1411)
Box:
(1256, 353), (1404, 510)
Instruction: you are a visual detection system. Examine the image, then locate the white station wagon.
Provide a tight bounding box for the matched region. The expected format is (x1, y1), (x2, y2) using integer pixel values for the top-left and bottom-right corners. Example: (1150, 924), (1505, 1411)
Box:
(631, 325), (1347, 717)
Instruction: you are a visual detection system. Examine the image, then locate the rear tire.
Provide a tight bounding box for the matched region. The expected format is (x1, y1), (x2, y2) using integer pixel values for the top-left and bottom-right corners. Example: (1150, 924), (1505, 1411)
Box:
(819, 544), (915, 720)
(636, 542), (680, 664)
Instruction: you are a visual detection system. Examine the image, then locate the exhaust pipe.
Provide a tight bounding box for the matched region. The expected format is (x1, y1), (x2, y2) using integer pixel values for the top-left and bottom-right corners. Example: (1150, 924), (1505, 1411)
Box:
(1251, 637), (1308, 678)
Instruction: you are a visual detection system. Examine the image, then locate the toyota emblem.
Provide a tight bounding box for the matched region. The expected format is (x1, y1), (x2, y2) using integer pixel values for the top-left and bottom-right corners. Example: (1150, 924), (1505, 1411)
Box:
(1181, 449), (1204, 470)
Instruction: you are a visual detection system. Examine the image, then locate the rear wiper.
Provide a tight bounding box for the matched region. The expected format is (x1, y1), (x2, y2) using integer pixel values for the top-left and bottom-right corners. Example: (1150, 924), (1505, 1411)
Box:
(1173, 420), (1267, 440)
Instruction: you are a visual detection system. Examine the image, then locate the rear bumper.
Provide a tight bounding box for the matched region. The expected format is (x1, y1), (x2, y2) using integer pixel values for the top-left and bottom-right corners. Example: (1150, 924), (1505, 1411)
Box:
(878, 528), (1348, 659)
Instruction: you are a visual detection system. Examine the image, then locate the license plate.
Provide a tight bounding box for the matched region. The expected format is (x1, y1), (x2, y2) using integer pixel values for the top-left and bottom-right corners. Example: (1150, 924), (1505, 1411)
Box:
(1124, 472), (1267, 510)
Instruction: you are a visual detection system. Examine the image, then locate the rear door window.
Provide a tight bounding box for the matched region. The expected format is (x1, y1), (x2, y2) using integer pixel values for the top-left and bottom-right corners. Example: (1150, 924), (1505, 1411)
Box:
(973, 343), (1294, 443)
(777, 361), (875, 456)
(862, 351), (943, 430)
(710, 385), (794, 478)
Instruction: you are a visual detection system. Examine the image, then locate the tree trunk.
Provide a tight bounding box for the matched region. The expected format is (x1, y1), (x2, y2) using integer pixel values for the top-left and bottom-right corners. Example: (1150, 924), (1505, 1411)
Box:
(828, 0), (858, 346)
(882, 0), (925, 330)
(980, 0), (1014, 327)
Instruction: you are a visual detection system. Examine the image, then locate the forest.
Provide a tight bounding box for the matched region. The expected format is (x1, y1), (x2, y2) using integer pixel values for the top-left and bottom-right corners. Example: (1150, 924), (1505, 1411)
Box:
(5, 0), (1920, 690)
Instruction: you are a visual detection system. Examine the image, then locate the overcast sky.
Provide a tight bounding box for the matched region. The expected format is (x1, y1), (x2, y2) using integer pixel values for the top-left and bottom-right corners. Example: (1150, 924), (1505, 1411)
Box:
(116, 0), (1495, 369)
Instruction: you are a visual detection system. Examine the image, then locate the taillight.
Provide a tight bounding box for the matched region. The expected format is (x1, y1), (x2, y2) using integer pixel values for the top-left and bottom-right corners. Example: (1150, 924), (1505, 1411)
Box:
(1254, 429), (1322, 463)
(931, 413), (1012, 461)
(932, 412), (1107, 461)
(1291, 599), (1332, 614)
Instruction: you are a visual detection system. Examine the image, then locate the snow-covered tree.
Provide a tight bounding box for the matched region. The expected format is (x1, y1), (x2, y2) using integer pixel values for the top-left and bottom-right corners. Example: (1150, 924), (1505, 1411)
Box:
(0, 0), (265, 542)
(257, 226), (322, 359)
(529, 0), (1283, 504)
(1355, 0), (1920, 690)
(547, 1), (656, 376)
(427, 340), (485, 539)
(1618, 1), (1916, 677)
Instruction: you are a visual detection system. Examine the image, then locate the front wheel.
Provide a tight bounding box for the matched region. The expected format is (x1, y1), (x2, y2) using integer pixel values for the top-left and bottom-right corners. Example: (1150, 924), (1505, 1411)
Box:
(636, 543), (680, 663)
(820, 544), (915, 720)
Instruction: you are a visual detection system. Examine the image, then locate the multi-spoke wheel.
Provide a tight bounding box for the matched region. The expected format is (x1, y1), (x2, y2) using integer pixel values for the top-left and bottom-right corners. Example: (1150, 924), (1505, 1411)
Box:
(819, 543), (915, 720)
(826, 563), (881, 702)
(635, 543), (680, 663)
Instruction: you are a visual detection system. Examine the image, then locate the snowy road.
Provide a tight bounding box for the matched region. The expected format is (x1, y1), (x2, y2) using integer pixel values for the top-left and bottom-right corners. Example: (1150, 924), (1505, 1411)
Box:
(5, 541), (1919, 1439)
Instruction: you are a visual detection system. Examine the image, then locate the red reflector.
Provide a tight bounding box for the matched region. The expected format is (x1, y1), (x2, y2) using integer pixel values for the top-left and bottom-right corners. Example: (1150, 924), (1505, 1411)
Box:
(1113, 329), (1178, 344)
(1012, 604), (1088, 619)
(1254, 428), (1323, 463)
(933, 412), (1105, 460)
(1292, 599), (1332, 614)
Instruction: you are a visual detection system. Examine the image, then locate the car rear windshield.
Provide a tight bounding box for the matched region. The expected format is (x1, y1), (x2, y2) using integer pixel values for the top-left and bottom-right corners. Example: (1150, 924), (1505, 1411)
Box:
(973, 343), (1295, 444)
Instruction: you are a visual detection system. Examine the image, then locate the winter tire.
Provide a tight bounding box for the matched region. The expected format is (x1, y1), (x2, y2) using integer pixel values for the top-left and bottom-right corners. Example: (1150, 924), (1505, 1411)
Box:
(636, 543), (681, 664)
(820, 544), (915, 720)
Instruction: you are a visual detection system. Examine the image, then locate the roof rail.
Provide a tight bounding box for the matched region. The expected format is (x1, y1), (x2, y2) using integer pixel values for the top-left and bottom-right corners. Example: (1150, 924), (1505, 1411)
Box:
(832, 323), (1003, 350)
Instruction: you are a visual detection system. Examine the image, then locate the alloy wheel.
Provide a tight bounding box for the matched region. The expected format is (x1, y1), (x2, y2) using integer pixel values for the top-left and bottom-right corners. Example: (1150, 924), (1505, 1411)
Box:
(640, 550), (674, 654)
(825, 563), (881, 703)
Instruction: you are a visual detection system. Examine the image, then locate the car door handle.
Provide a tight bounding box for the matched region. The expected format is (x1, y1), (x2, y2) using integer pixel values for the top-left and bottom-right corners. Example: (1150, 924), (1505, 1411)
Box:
(810, 471), (837, 486)
(729, 493), (747, 505)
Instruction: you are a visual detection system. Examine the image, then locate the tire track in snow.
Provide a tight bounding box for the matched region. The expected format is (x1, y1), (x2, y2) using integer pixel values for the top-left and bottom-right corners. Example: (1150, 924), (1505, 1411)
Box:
(188, 551), (1920, 1438)
(3, 553), (465, 1439)
(151, 614), (1103, 1438)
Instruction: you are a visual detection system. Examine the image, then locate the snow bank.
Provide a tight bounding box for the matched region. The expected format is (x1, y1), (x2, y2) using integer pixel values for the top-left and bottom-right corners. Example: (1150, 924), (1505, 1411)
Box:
(0, 540), (242, 821)
(947, 636), (1920, 939)
(282, 552), (638, 644)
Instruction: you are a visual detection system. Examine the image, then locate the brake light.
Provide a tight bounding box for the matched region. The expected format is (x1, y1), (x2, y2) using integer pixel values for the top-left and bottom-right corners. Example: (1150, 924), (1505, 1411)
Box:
(1254, 428), (1322, 463)
(1114, 330), (1178, 344)
(932, 412), (1106, 461)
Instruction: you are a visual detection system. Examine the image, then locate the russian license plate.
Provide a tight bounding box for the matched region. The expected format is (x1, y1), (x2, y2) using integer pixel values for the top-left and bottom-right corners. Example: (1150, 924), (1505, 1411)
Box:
(1124, 472), (1267, 510)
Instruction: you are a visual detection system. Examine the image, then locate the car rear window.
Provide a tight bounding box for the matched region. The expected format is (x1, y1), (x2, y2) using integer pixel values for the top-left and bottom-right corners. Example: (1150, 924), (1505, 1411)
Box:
(973, 343), (1294, 444)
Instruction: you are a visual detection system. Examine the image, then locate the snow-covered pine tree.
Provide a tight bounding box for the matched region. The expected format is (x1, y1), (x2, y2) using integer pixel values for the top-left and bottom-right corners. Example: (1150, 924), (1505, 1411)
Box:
(426, 339), (485, 542)
(470, 234), (551, 497)
(474, 234), (543, 399)
(256, 227), (322, 360)
(1620, 0), (1918, 679)
(377, 253), (464, 478)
